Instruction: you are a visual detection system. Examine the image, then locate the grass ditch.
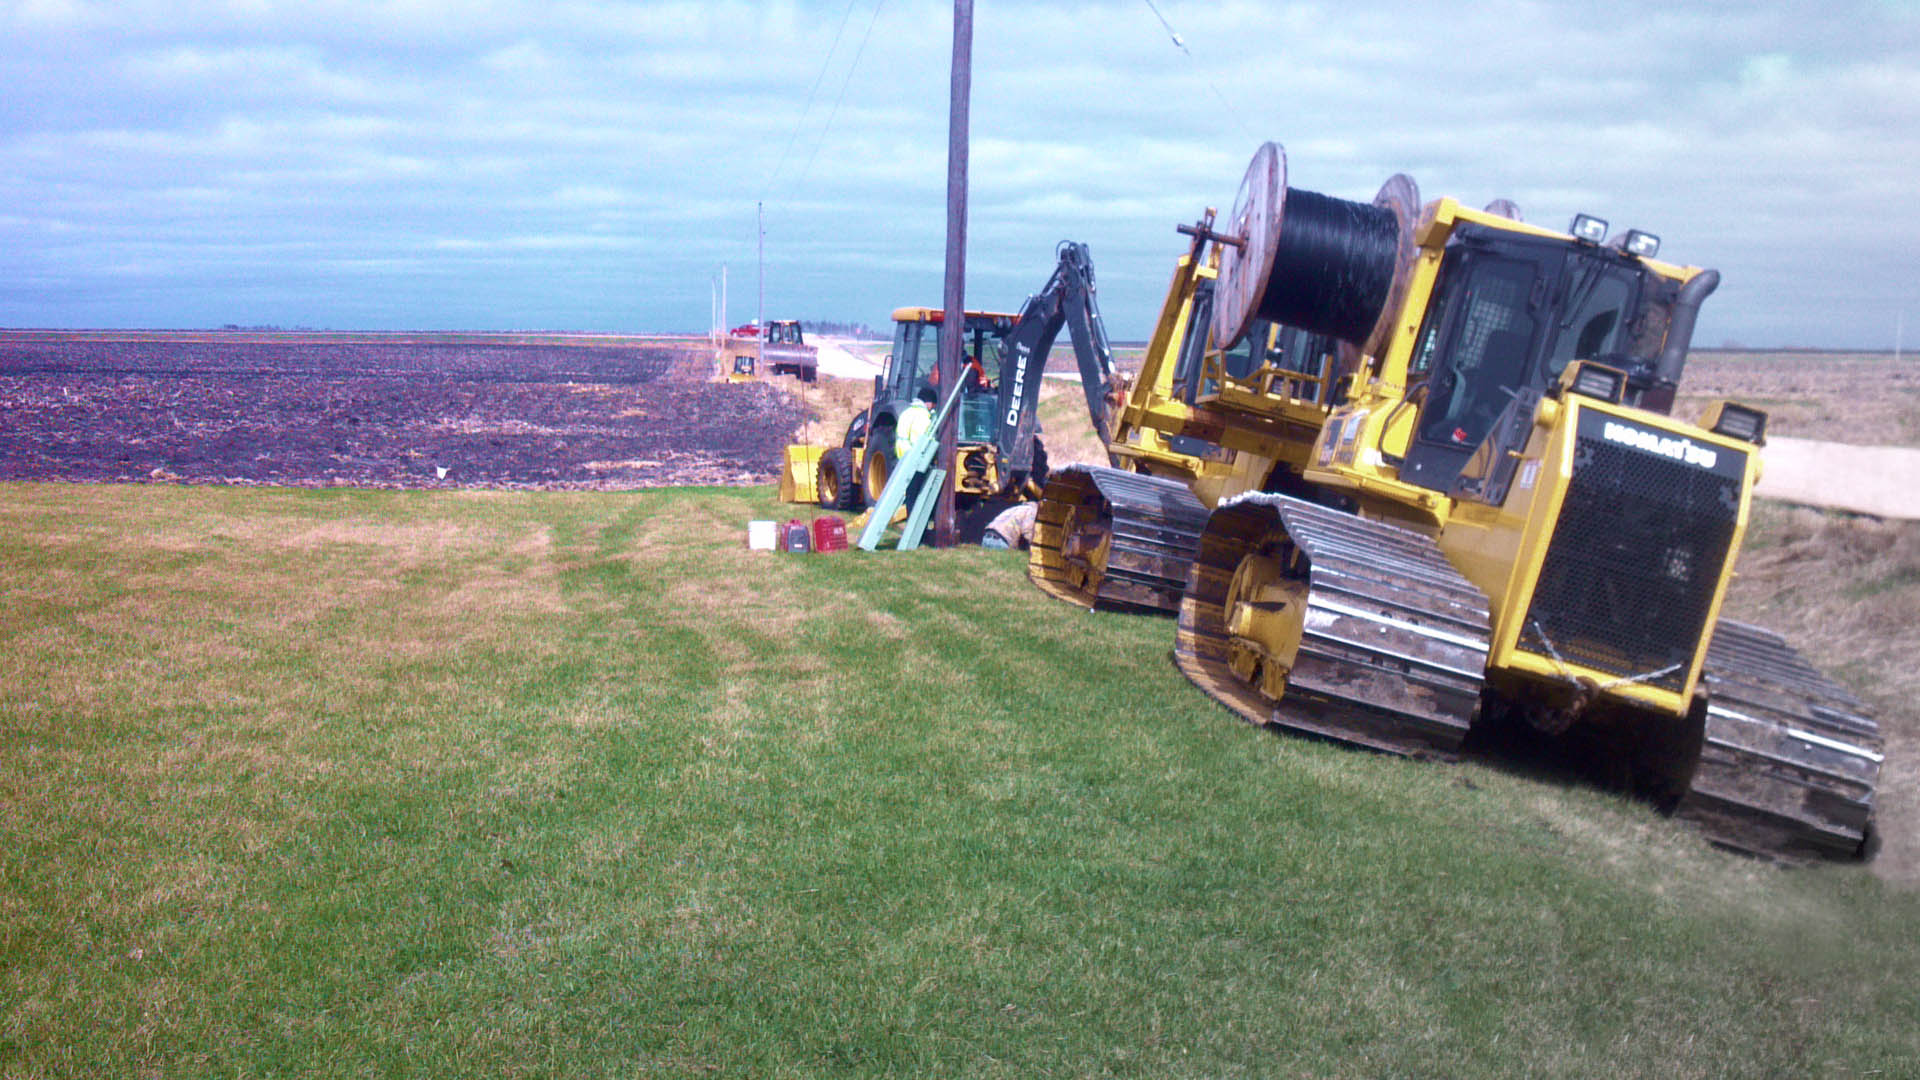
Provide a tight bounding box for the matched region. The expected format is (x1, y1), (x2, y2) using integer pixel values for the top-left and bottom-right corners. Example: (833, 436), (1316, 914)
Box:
(3, 481), (1918, 1077)
(1722, 501), (1920, 884)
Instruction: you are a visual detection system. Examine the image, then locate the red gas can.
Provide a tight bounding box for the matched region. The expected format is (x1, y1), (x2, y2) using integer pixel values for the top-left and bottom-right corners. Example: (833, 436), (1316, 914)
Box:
(781, 518), (813, 553)
(811, 516), (848, 553)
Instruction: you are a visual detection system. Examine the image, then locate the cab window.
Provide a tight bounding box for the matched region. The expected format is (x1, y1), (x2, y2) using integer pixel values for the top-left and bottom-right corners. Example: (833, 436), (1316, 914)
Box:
(1545, 263), (1635, 379)
(1221, 321), (1272, 382)
(886, 320), (915, 395)
(1418, 258), (1537, 448)
(972, 325), (1005, 384)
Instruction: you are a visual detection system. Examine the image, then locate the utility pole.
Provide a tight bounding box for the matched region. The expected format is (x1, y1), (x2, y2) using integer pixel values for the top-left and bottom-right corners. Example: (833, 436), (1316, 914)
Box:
(757, 202), (766, 374)
(935, 0), (973, 547)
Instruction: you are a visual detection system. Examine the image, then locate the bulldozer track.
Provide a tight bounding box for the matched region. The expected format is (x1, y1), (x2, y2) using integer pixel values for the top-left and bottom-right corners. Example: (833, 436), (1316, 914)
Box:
(1029, 465), (1212, 613)
(1174, 493), (1491, 757)
(1680, 619), (1882, 860)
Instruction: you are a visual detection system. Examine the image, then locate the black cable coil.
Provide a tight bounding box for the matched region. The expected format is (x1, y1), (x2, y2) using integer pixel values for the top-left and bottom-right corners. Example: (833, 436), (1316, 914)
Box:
(1258, 187), (1401, 346)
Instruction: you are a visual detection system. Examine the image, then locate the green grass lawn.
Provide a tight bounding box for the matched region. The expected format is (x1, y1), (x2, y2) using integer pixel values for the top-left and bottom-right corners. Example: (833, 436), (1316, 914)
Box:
(3, 482), (1917, 1078)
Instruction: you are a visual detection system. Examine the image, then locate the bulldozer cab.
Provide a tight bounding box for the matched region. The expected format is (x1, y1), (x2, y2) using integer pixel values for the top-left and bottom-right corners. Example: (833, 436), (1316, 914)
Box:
(1400, 225), (1660, 493)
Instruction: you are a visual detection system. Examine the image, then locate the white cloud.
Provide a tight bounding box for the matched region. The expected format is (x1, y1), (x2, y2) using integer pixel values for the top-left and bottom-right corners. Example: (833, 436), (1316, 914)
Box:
(0, 0), (1916, 339)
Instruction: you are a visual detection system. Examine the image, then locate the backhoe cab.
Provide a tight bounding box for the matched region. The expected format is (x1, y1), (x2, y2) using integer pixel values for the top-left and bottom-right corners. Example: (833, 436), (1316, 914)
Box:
(811, 306), (1031, 512)
(796, 241), (1119, 518)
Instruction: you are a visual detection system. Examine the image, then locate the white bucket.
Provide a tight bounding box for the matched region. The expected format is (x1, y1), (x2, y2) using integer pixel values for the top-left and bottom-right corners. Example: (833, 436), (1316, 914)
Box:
(747, 520), (778, 551)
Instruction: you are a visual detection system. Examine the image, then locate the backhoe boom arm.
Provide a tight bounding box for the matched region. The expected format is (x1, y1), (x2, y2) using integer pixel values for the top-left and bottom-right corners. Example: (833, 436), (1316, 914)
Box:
(995, 241), (1117, 471)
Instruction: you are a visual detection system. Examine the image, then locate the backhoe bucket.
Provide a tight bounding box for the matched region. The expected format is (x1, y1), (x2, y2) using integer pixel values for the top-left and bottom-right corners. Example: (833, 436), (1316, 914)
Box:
(780, 445), (823, 504)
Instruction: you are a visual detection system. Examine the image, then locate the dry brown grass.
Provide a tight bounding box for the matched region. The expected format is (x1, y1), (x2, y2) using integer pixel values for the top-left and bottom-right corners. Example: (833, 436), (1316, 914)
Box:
(773, 371), (1110, 469)
(1034, 379), (1112, 468)
(779, 374), (877, 448)
(1721, 504), (1920, 882)
(1677, 351), (1920, 446)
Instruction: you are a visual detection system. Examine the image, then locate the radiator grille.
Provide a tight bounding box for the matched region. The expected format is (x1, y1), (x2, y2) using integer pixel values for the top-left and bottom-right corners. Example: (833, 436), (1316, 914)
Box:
(1519, 420), (1743, 691)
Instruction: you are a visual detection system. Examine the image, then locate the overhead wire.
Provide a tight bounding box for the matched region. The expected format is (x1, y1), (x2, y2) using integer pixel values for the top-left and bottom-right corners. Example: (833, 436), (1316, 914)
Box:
(1138, 0), (1256, 142)
(793, 0), (886, 192)
(1141, 0), (1190, 55)
(762, 0), (861, 200)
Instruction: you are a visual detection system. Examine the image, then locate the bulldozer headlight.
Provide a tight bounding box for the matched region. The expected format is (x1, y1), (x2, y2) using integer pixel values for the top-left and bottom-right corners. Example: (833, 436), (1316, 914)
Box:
(1707, 401), (1767, 444)
(1567, 361), (1626, 403)
(1622, 229), (1661, 258)
(1570, 213), (1609, 244)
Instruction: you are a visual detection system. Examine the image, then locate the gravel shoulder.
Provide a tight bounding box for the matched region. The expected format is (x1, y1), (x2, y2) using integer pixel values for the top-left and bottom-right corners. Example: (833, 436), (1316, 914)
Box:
(1756, 437), (1920, 520)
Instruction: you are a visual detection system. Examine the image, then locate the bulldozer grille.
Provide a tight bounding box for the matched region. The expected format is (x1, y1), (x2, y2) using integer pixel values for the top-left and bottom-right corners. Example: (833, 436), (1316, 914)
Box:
(1519, 414), (1744, 691)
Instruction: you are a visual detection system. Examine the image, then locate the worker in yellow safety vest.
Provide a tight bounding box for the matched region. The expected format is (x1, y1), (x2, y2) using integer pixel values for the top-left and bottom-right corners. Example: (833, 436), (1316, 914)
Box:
(894, 386), (937, 507)
(896, 386), (936, 460)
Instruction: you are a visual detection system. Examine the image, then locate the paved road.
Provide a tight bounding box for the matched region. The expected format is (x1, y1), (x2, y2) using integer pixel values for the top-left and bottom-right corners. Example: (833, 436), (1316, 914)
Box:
(1757, 437), (1920, 520)
(813, 338), (883, 379)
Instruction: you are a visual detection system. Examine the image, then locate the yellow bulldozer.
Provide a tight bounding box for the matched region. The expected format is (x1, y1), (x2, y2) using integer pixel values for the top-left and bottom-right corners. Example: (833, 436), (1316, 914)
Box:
(1031, 142), (1881, 862)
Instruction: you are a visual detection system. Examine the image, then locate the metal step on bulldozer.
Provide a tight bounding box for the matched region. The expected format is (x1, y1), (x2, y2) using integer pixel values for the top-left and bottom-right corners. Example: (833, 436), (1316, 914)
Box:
(1027, 142), (1882, 863)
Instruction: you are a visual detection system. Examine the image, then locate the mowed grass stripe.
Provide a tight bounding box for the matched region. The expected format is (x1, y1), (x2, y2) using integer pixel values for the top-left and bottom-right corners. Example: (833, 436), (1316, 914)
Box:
(1, 481), (1916, 1077)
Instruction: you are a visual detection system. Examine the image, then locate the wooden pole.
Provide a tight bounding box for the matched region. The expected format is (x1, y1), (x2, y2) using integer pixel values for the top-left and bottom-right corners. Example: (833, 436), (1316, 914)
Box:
(936, 0), (972, 547)
(756, 202), (765, 374)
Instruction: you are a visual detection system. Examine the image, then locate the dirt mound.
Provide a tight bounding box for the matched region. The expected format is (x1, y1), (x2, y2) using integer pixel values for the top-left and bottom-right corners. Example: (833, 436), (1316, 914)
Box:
(0, 336), (806, 489)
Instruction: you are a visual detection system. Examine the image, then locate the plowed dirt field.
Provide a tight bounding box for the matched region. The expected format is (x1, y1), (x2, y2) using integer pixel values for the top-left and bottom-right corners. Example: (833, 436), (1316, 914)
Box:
(0, 333), (805, 489)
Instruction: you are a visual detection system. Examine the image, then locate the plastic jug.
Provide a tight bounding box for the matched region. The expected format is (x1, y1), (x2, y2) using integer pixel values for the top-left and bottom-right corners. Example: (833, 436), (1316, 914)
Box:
(811, 516), (848, 553)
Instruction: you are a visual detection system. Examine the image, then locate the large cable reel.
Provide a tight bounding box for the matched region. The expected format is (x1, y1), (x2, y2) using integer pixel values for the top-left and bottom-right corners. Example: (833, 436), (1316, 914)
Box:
(1210, 142), (1422, 372)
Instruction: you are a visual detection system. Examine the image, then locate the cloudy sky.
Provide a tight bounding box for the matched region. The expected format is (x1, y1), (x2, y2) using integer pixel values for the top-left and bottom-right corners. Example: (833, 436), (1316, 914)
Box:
(2, 0), (1916, 346)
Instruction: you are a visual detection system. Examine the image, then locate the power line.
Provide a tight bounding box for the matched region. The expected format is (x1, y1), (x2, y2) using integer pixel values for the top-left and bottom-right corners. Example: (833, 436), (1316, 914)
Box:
(1138, 0), (1255, 141)
(1142, 0), (1190, 55)
(794, 0), (886, 192)
(762, 0), (861, 199)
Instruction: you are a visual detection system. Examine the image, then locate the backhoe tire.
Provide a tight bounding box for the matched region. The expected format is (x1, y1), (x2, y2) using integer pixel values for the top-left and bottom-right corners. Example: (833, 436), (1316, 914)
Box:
(816, 447), (861, 511)
(862, 434), (895, 507)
